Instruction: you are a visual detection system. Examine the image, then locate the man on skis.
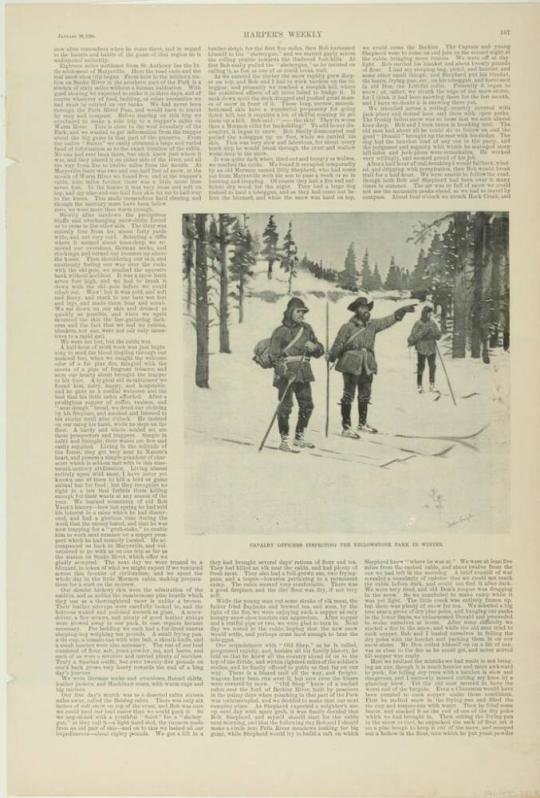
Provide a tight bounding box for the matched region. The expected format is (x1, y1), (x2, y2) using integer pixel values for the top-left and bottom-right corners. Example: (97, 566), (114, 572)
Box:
(407, 304), (442, 393)
(327, 293), (415, 437)
(269, 297), (325, 452)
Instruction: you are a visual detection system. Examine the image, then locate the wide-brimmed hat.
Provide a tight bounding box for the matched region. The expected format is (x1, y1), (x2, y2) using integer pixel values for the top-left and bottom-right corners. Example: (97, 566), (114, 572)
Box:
(348, 293), (373, 312)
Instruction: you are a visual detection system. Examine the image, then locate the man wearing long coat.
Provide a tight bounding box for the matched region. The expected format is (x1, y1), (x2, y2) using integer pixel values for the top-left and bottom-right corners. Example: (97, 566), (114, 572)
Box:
(328, 294), (414, 436)
(270, 297), (324, 452)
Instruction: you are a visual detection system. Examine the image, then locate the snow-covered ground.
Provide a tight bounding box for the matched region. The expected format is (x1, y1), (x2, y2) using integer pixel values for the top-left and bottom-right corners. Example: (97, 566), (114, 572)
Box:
(183, 264), (509, 537)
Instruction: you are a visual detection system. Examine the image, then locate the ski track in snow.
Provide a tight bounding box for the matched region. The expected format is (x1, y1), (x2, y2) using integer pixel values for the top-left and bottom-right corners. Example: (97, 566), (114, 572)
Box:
(183, 264), (510, 537)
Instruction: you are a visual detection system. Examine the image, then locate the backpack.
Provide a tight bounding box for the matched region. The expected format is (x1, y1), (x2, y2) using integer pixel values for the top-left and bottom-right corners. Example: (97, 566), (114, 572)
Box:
(253, 327), (305, 369)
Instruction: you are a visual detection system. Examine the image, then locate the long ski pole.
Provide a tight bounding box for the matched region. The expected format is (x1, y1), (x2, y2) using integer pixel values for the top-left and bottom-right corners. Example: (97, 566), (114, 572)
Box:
(435, 341), (457, 406)
(258, 377), (295, 452)
(325, 301), (330, 437)
(258, 354), (308, 452)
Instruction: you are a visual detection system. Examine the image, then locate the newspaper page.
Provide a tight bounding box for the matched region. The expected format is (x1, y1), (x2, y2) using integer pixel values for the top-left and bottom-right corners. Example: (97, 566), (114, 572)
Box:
(6, 3), (540, 796)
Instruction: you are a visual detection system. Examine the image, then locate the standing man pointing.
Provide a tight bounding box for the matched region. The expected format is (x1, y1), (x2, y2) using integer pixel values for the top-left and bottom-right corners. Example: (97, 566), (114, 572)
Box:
(327, 293), (415, 437)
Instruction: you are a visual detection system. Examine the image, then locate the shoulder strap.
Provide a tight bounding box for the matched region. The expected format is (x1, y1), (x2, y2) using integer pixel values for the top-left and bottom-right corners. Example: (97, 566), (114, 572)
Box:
(343, 327), (365, 349)
(283, 327), (305, 354)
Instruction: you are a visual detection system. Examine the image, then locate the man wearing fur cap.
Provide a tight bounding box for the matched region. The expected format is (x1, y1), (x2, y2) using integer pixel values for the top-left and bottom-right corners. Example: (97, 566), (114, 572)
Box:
(327, 292), (415, 436)
(269, 297), (325, 452)
(407, 304), (442, 393)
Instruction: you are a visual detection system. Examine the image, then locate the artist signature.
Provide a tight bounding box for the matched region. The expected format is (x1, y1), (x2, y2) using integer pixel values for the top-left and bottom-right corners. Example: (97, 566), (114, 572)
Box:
(447, 513), (474, 528)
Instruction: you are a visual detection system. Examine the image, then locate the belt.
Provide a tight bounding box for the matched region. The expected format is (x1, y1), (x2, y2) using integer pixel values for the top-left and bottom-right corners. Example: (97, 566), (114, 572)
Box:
(345, 347), (374, 354)
(284, 355), (308, 363)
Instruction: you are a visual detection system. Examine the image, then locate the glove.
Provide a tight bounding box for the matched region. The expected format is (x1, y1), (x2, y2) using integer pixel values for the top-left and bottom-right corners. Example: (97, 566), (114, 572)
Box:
(395, 305), (416, 321)
(275, 359), (289, 379)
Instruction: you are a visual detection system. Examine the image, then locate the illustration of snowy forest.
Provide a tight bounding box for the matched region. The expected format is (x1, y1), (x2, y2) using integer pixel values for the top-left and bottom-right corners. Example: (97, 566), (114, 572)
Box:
(182, 212), (509, 537)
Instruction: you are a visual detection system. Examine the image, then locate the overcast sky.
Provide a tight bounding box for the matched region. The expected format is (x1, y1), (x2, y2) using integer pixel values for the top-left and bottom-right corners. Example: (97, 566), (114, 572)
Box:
(247, 212), (451, 277)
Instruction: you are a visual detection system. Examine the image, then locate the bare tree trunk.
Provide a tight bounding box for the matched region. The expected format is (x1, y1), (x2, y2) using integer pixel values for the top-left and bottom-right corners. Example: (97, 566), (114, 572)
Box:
(218, 215), (231, 353)
(502, 215), (510, 351)
(440, 300), (448, 334)
(489, 241), (500, 348)
(489, 233), (500, 348)
(503, 311), (510, 350)
(470, 213), (488, 359)
(481, 336), (490, 364)
(288, 270), (293, 294)
(481, 218), (494, 363)
(195, 214), (209, 388)
(267, 259), (273, 280)
(453, 272), (468, 358)
(452, 213), (470, 359)
(184, 215), (194, 311)
(239, 276), (244, 323)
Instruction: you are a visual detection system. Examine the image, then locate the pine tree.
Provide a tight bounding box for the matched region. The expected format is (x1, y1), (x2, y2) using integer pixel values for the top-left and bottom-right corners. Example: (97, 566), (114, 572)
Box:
(489, 213), (509, 350)
(470, 212), (491, 362)
(425, 232), (446, 292)
(230, 220), (256, 323)
(374, 263), (383, 291)
(423, 230), (453, 330)
(182, 214), (196, 310)
(451, 213), (473, 358)
(360, 249), (372, 291)
(401, 269), (410, 291)
(384, 257), (399, 290)
(252, 230), (261, 261)
(346, 243), (358, 287)
(438, 222), (459, 333)
(217, 214), (235, 353)
(207, 217), (219, 273)
(195, 214), (209, 388)
(338, 243), (357, 291)
(501, 215), (510, 350)
(280, 221), (299, 294)
(410, 247), (428, 293)
(262, 215), (279, 280)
